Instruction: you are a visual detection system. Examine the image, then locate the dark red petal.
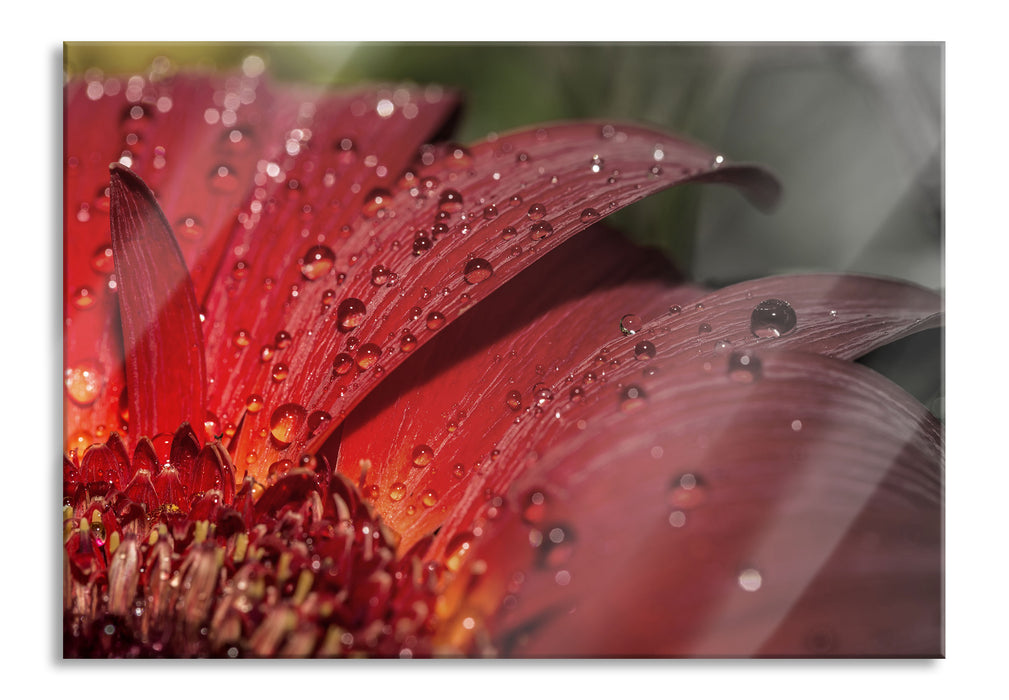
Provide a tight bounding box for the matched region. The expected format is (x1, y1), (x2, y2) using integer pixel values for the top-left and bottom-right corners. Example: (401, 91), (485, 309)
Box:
(210, 120), (773, 477)
(330, 225), (704, 551)
(79, 444), (127, 490)
(110, 164), (207, 442)
(437, 352), (941, 657)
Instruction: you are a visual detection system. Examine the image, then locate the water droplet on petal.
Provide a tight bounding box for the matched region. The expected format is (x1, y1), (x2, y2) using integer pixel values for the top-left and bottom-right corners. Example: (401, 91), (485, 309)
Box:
(620, 313), (642, 336)
(245, 394), (264, 413)
(619, 384), (647, 412)
(426, 311), (445, 330)
(569, 386), (585, 402)
(482, 205), (498, 220)
(668, 473), (707, 508)
(529, 221), (553, 240)
(526, 203), (546, 220)
(271, 364), (289, 382)
(698, 323), (712, 334)
(505, 390), (522, 411)
(400, 333), (417, 352)
(176, 216), (204, 240)
(91, 243), (115, 274)
(421, 490), (439, 507)
(269, 403), (307, 447)
(232, 329), (251, 348)
(438, 189), (463, 213)
(634, 340), (656, 360)
(590, 155), (604, 173)
(728, 352), (762, 383)
(370, 264), (392, 286)
(535, 524), (576, 569)
(750, 299), (797, 338)
(71, 287), (96, 310)
(389, 482), (407, 502)
(521, 489), (547, 524)
(65, 363), (103, 405)
(412, 444), (434, 467)
(336, 298), (367, 332)
(452, 464), (466, 479)
(208, 164), (239, 193)
(412, 235), (431, 255)
(579, 207), (600, 223)
(355, 343), (382, 370)
(463, 258), (493, 284)
(738, 567), (762, 592)
(301, 245), (335, 280)
(362, 188), (392, 218)
(533, 384), (554, 406)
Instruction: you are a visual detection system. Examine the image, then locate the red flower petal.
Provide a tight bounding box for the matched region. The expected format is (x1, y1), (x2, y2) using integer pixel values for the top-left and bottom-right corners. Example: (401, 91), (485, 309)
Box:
(330, 225), (705, 551)
(64, 75), (323, 447)
(435, 351), (941, 657)
(110, 164), (207, 442)
(204, 118), (775, 477)
(334, 269), (939, 557)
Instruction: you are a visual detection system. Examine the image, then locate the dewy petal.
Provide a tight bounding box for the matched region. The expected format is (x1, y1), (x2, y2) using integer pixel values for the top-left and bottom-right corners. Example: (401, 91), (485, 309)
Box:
(208, 119), (776, 477)
(329, 225), (705, 551)
(110, 164), (207, 441)
(435, 351), (941, 657)
(336, 270), (939, 558)
(64, 74), (328, 447)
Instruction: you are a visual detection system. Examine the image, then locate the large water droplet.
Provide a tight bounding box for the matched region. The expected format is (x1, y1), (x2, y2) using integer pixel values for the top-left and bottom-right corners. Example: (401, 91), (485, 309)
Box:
(245, 394), (264, 413)
(301, 245), (335, 280)
(400, 333), (417, 352)
(463, 258), (493, 284)
(271, 364), (289, 382)
(421, 489), (439, 507)
(65, 362), (103, 406)
(750, 299), (797, 338)
(269, 403), (307, 447)
(526, 203), (547, 220)
(620, 313), (642, 336)
(336, 298), (367, 332)
(389, 481), (407, 502)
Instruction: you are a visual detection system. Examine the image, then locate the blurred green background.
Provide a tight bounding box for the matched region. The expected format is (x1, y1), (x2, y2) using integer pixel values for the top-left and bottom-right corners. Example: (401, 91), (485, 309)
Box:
(65, 42), (943, 415)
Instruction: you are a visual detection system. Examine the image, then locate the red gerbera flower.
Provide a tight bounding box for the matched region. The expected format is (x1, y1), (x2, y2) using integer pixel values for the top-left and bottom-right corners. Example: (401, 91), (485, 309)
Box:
(62, 52), (942, 658)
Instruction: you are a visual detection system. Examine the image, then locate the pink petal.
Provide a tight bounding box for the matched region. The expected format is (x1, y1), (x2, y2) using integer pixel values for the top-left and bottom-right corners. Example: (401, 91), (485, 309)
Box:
(110, 164), (207, 441)
(434, 351), (941, 657)
(334, 268), (939, 560)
